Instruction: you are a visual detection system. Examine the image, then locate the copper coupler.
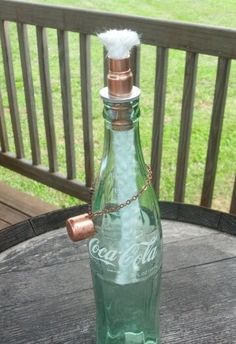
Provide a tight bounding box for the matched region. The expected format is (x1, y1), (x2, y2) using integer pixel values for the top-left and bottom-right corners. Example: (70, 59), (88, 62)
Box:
(66, 213), (95, 241)
(108, 57), (133, 98)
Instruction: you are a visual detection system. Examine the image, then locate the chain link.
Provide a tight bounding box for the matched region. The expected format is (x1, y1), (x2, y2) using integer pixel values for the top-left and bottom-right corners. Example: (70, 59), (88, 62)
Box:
(88, 165), (152, 219)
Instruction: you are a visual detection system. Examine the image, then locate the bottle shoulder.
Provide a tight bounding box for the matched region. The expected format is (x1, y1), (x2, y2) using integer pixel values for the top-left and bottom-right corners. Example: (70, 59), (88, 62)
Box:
(92, 177), (159, 214)
(92, 179), (162, 238)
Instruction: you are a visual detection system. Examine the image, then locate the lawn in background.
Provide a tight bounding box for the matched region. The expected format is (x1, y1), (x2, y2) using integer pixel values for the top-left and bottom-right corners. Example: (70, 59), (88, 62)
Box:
(0, 0), (235, 211)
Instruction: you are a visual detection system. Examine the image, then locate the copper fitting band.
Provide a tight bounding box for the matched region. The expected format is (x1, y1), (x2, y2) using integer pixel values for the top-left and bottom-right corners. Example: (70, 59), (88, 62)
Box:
(109, 103), (133, 130)
(112, 119), (133, 131)
(108, 57), (133, 97)
(66, 213), (95, 241)
(109, 57), (130, 73)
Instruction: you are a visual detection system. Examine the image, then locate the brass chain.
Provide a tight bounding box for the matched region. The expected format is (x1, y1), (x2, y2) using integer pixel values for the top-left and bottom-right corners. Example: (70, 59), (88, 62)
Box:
(88, 165), (152, 219)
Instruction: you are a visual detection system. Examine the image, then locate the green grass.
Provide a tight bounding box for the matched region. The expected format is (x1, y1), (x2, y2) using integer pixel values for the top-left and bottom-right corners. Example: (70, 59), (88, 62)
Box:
(0, 0), (236, 211)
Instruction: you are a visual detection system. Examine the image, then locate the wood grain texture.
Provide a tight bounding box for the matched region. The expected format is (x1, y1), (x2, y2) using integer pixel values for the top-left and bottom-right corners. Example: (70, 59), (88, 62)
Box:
(30, 204), (88, 236)
(178, 203), (221, 228)
(0, 204), (88, 252)
(0, 181), (58, 231)
(57, 29), (76, 180)
(79, 33), (94, 187)
(151, 47), (169, 196)
(17, 22), (41, 165)
(174, 51), (198, 202)
(0, 20), (24, 158)
(1, 1), (236, 58)
(0, 219), (9, 229)
(36, 26), (58, 173)
(0, 202), (28, 224)
(162, 219), (215, 244)
(0, 181), (58, 217)
(230, 174), (236, 215)
(0, 220), (35, 252)
(0, 223), (235, 344)
(0, 203), (235, 254)
(160, 202), (236, 235)
(0, 88), (9, 152)
(201, 57), (231, 208)
(103, 47), (108, 86)
(219, 212), (236, 236)
(130, 45), (140, 87)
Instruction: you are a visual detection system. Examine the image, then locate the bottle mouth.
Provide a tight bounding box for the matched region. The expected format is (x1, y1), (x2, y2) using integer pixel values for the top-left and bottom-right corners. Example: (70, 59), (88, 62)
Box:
(100, 52), (141, 131)
(102, 98), (140, 131)
(100, 85), (141, 103)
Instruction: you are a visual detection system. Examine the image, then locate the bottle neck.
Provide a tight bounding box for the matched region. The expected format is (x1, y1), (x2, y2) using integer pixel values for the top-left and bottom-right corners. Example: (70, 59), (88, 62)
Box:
(101, 99), (146, 176)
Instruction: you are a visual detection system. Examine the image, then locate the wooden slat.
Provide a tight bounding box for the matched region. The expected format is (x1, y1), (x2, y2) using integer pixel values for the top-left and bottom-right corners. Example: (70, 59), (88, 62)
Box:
(151, 47), (169, 196)
(0, 220), (35, 251)
(0, 181), (58, 217)
(17, 23), (41, 165)
(0, 89), (9, 152)
(79, 33), (94, 187)
(0, 202), (29, 224)
(0, 219), (9, 230)
(1, 1), (236, 58)
(103, 47), (108, 86)
(57, 29), (76, 180)
(0, 20), (24, 158)
(0, 151), (90, 201)
(130, 45), (140, 87)
(201, 57), (231, 208)
(230, 175), (236, 215)
(36, 26), (58, 173)
(174, 51), (198, 202)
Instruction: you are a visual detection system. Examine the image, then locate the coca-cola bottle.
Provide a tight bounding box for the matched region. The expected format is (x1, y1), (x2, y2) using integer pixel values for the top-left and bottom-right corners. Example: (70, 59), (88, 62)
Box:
(67, 30), (162, 344)
(90, 30), (162, 344)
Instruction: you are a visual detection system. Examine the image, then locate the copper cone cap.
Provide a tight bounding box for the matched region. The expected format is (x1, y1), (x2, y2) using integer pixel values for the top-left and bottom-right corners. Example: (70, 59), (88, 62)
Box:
(66, 213), (95, 241)
(108, 57), (133, 97)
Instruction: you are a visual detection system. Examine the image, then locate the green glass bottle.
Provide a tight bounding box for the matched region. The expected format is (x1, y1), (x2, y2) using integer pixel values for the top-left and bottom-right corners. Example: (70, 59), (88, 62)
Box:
(89, 85), (163, 344)
(66, 29), (163, 344)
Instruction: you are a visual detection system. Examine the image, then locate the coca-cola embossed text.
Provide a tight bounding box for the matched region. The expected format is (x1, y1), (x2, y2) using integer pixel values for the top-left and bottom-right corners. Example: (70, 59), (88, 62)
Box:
(89, 236), (160, 271)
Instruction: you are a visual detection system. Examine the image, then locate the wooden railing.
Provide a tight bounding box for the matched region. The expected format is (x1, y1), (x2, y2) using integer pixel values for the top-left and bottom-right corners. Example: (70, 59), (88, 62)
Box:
(0, 0), (235, 214)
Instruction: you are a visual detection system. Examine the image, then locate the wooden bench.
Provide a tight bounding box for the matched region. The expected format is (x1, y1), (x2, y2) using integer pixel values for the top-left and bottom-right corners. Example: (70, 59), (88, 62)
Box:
(0, 0), (235, 224)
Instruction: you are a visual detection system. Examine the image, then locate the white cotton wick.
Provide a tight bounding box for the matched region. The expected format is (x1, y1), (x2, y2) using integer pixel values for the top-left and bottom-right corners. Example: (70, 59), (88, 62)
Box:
(98, 29), (140, 59)
(113, 130), (141, 285)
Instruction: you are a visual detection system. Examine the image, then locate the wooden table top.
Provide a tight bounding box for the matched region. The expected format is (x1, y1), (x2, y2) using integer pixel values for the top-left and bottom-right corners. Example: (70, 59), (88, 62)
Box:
(0, 215), (235, 344)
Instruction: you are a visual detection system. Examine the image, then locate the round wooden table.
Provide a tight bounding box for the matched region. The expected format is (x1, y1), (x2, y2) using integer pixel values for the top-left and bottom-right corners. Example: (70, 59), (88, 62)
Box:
(0, 204), (235, 343)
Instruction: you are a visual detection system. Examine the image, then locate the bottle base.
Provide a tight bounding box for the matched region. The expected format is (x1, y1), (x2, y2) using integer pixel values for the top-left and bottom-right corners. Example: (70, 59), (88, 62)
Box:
(99, 331), (160, 344)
